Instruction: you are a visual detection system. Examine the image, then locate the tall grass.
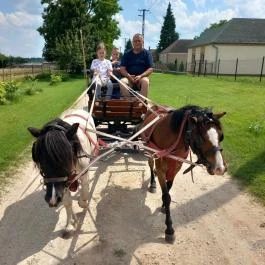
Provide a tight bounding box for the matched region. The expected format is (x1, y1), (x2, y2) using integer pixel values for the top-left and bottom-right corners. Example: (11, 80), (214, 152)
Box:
(149, 73), (265, 204)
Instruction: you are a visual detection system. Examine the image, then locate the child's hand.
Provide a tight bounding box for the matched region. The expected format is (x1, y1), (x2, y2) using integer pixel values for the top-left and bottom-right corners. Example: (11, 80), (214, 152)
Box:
(107, 70), (112, 76)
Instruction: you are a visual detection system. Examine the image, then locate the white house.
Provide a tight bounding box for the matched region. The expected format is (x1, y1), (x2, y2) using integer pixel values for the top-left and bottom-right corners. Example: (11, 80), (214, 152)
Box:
(159, 39), (193, 67)
(187, 18), (265, 75)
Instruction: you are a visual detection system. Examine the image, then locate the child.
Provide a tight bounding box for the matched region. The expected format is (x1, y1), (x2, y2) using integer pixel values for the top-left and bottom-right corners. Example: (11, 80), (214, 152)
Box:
(111, 47), (121, 79)
(90, 43), (113, 99)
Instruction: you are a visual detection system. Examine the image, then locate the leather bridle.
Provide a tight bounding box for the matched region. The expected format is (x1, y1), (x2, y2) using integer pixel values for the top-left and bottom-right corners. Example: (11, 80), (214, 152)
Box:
(183, 110), (223, 174)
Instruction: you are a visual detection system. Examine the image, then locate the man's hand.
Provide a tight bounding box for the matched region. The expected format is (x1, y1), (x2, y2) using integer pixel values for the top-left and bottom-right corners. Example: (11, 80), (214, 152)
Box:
(134, 75), (142, 83)
(128, 74), (136, 83)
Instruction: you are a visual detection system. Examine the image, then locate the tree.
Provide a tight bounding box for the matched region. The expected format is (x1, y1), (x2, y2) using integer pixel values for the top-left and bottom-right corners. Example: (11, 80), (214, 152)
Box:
(38, 0), (121, 70)
(157, 2), (179, 53)
(55, 30), (83, 72)
(125, 39), (132, 52)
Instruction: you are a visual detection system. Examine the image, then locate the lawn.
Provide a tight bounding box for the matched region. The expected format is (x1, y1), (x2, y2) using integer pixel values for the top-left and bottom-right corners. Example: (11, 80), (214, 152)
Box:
(0, 77), (86, 185)
(149, 73), (265, 204)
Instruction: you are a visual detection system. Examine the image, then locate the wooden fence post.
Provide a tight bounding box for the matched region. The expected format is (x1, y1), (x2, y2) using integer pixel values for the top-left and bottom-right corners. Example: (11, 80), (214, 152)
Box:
(204, 60), (207, 77)
(235, 58), (238, 81)
(198, 60), (201, 77)
(260, 56), (264, 82)
(193, 61), (196, 77)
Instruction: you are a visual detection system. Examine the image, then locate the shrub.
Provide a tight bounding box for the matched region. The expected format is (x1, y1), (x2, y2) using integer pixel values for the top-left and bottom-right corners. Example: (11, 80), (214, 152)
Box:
(23, 79), (43, 96)
(24, 86), (43, 95)
(179, 61), (185, 72)
(0, 81), (19, 103)
(0, 82), (7, 105)
(50, 74), (62, 85)
(4, 81), (19, 101)
(60, 72), (70, 81)
(166, 63), (177, 71)
(35, 72), (51, 80)
(24, 75), (36, 81)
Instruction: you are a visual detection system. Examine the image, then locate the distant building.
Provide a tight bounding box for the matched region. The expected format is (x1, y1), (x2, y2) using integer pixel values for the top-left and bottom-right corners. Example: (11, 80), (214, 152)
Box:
(159, 39), (194, 67)
(149, 48), (159, 62)
(187, 18), (265, 75)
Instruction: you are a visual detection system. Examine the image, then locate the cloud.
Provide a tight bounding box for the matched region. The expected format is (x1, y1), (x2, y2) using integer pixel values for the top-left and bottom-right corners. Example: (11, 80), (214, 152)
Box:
(193, 0), (206, 8)
(114, 13), (161, 51)
(0, 11), (43, 57)
(7, 0), (42, 14)
(224, 0), (265, 17)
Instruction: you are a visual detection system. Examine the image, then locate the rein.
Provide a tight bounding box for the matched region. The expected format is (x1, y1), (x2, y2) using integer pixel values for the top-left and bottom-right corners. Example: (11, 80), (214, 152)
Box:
(43, 174), (78, 192)
(143, 109), (190, 159)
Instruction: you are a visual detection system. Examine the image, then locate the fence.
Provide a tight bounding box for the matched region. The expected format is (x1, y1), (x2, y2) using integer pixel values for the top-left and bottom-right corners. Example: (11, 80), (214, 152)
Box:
(187, 57), (265, 81)
(0, 64), (57, 81)
(154, 61), (188, 73)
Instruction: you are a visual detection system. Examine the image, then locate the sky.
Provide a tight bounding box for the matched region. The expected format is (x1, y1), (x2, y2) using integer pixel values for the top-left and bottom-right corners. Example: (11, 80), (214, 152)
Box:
(1, 0), (265, 58)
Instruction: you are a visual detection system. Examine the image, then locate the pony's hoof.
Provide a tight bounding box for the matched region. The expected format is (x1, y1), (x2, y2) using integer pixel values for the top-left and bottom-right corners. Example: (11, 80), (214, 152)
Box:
(165, 233), (175, 243)
(78, 199), (88, 208)
(148, 186), (156, 193)
(63, 224), (76, 238)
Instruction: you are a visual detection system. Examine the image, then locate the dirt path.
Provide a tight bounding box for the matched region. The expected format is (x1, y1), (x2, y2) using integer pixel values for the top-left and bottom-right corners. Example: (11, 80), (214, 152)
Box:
(1, 95), (265, 265)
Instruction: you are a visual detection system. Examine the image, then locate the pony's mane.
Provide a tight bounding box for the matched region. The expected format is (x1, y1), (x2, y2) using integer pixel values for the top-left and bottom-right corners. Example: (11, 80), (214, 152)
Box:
(32, 118), (82, 177)
(170, 105), (220, 133)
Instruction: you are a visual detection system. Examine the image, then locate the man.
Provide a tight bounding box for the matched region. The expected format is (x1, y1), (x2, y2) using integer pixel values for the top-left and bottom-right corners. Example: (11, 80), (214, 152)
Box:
(120, 33), (153, 98)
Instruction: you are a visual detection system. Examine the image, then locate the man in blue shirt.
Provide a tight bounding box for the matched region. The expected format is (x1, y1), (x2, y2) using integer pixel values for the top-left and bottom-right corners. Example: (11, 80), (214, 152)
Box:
(120, 33), (154, 98)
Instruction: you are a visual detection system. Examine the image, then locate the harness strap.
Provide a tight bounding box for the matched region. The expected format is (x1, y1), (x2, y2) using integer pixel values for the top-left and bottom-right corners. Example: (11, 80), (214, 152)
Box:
(63, 113), (105, 155)
(144, 110), (190, 159)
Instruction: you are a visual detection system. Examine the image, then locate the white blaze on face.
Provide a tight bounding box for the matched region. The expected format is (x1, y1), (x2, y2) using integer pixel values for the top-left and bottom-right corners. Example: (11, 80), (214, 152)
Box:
(207, 128), (225, 174)
(50, 184), (57, 205)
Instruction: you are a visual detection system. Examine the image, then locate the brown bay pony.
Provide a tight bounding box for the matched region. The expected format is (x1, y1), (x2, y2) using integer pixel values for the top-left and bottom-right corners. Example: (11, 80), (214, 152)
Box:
(141, 104), (227, 242)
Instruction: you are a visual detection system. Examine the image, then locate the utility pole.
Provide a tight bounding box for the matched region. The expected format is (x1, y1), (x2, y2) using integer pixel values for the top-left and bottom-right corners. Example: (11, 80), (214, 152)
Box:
(138, 9), (150, 46)
(123, 38), (127, 52)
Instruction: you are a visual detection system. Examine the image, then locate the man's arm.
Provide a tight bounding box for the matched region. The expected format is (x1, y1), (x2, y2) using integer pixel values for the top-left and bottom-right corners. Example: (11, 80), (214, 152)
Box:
(120, 66), (136, 82)
(140, 67), (153, 78)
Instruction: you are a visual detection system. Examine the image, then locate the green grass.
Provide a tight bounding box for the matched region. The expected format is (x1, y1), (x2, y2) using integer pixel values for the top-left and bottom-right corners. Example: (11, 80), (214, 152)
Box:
(149, 73), (265, 204)
(0, 77), (86, 185)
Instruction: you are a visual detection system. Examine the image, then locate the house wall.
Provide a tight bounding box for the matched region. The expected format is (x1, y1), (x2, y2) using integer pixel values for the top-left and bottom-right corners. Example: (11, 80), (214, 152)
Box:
(159, 53), (188, 65)
(188, 44), (265, 75)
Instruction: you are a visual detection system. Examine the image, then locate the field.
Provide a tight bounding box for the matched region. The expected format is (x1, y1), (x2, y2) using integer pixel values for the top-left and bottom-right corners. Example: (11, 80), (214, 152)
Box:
(0, 65), (56, 81)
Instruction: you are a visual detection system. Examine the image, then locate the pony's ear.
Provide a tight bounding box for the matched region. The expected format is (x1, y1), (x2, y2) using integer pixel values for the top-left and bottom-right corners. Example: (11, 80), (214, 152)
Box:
(214, 112), (226, 120)
(28, 127), (41, 138)
(66, 123), (79, 139)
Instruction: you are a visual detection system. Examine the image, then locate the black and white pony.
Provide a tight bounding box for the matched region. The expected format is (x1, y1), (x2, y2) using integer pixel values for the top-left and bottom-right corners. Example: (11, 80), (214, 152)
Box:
(28, 109), (97, 235)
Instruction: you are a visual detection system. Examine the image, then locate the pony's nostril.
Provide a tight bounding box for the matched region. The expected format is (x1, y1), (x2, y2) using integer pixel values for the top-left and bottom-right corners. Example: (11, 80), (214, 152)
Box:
(215, 167), (224, 175)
